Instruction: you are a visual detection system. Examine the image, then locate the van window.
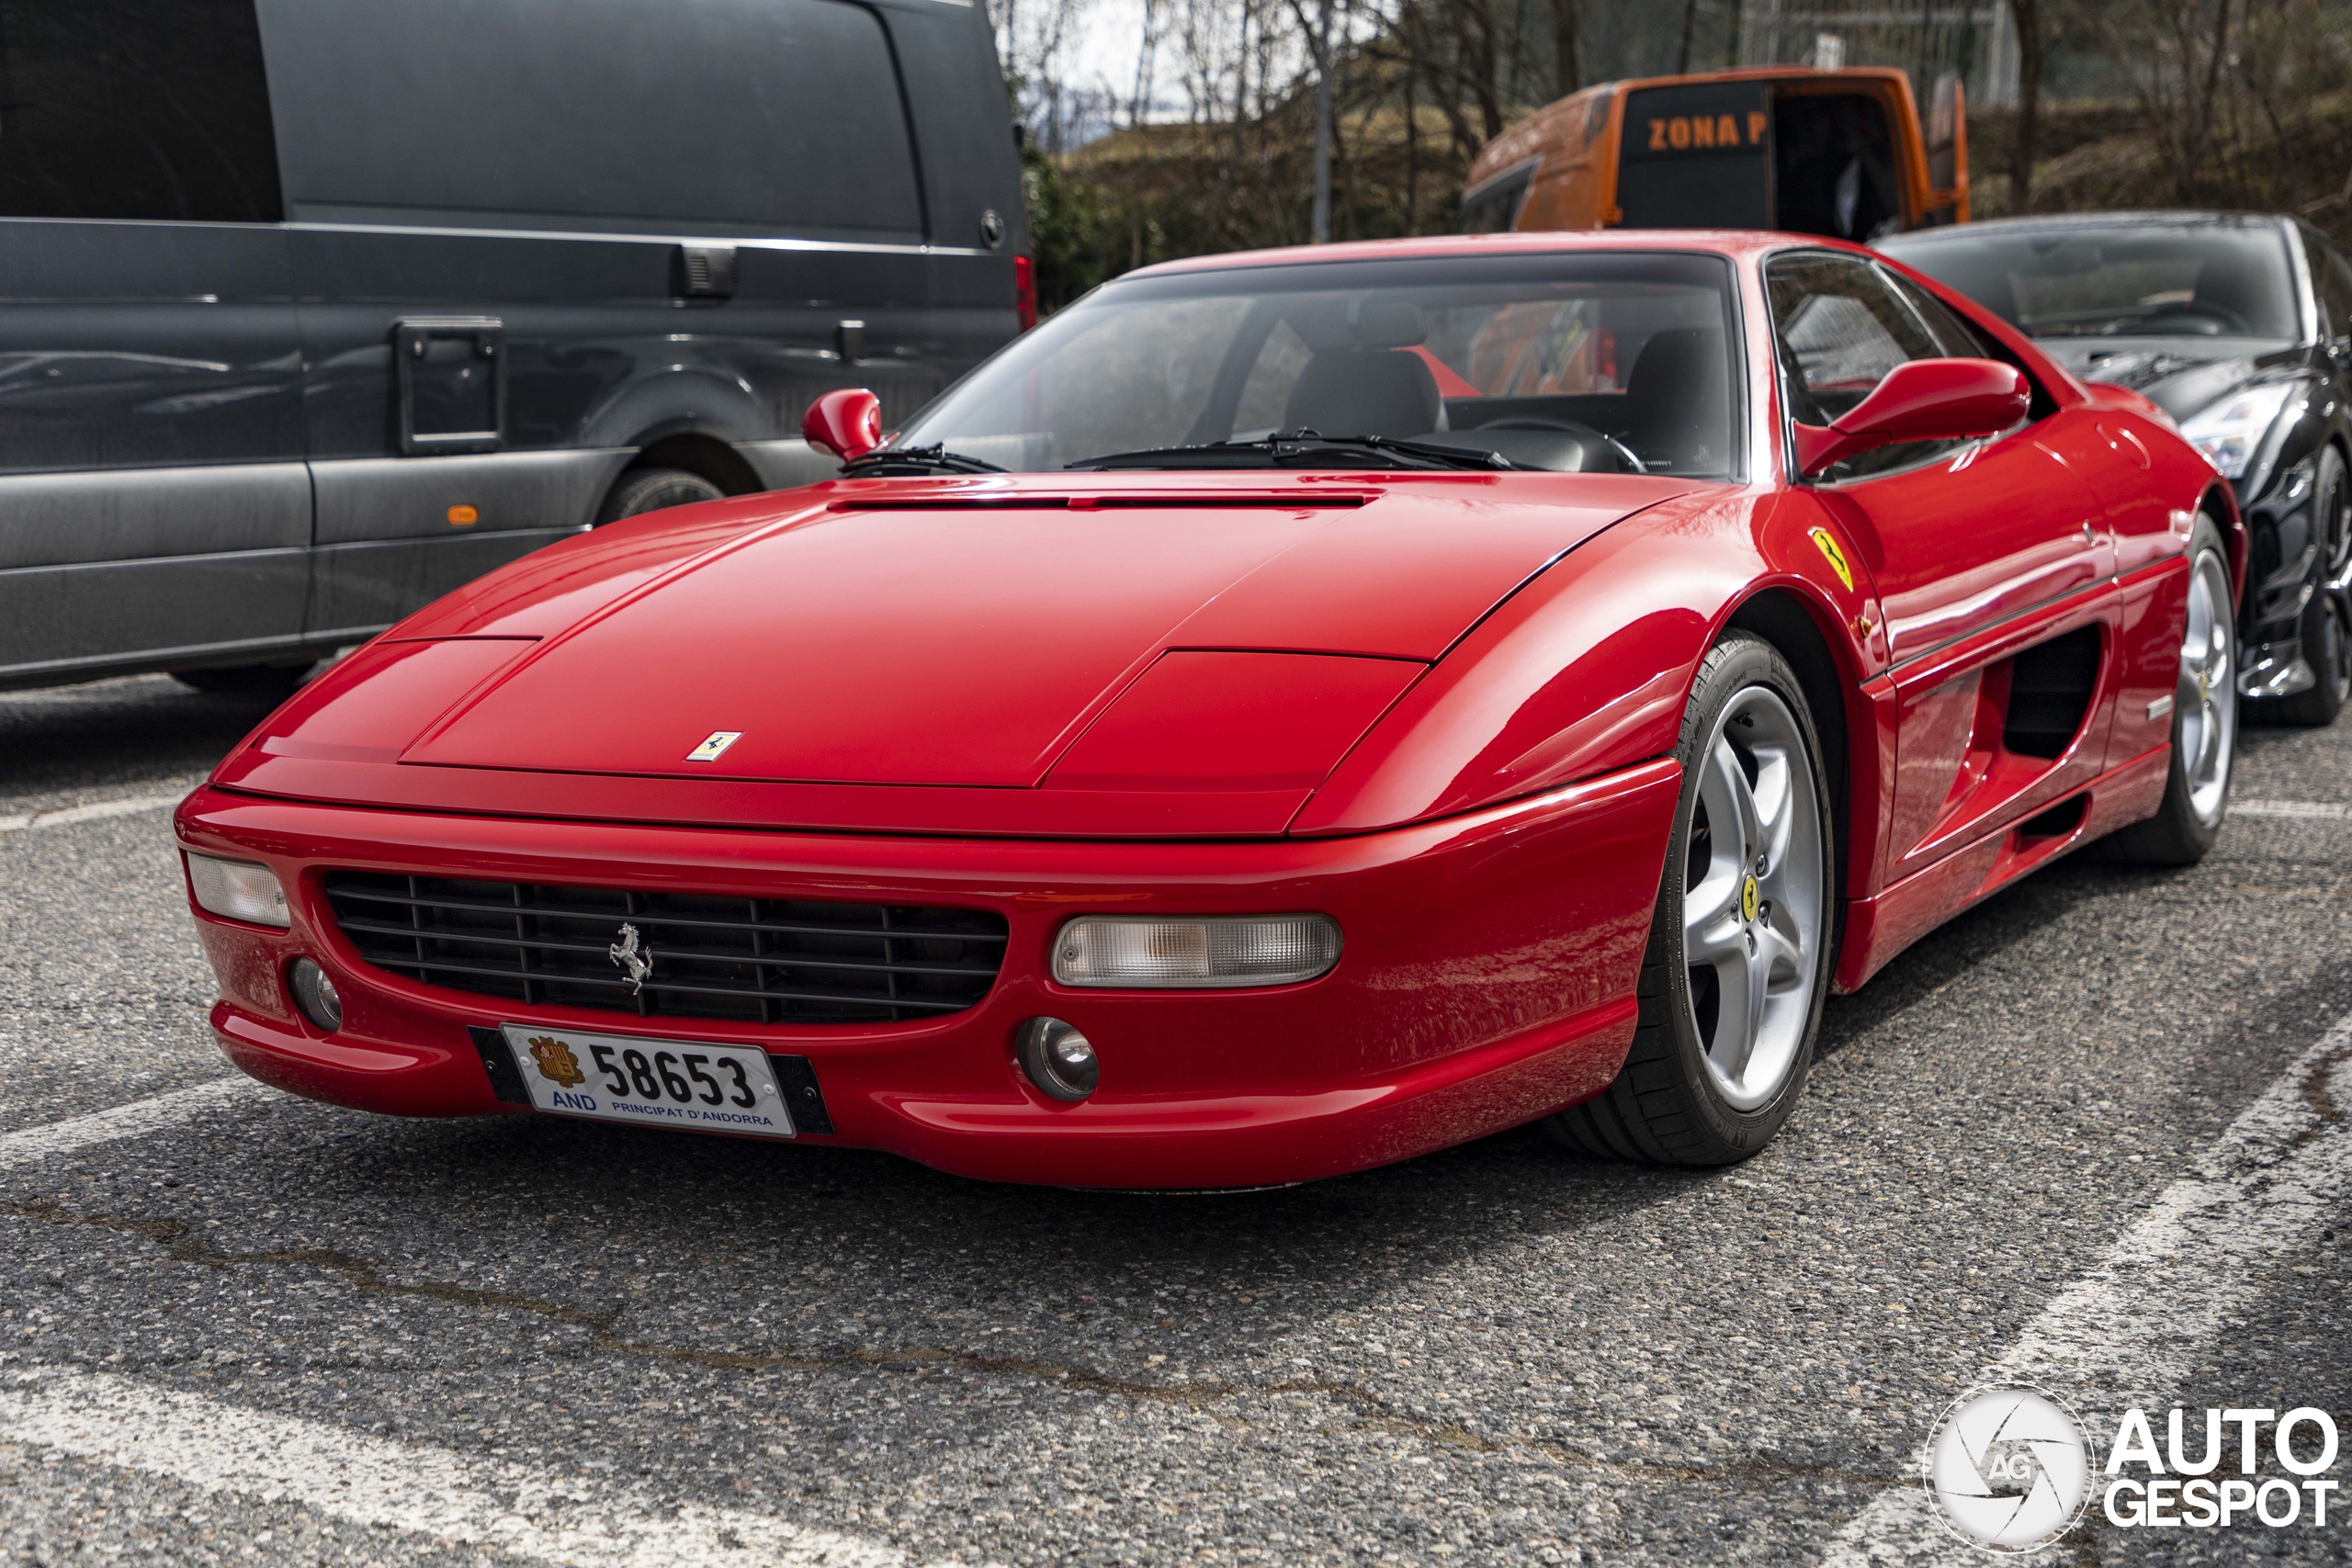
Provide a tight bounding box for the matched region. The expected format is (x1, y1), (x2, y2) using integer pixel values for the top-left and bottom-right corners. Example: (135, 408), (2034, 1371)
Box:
(260, 0), (923, 237)
(1772, 94), (1899, 242)
(0, 0), (281, 222)
(1617, 82), (1770, 230)
(1459, 166), (1533, 234)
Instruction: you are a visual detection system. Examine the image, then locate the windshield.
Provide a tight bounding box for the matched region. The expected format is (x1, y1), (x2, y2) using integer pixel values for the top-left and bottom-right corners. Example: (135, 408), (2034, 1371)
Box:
(1881, 223), (2299, 340)
(890, 252), (1743, 478)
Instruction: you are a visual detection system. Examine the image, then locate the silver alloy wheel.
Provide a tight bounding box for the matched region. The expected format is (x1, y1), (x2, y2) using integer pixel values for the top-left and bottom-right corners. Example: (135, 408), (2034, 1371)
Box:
(2179, 548), (2237, 826)
(1680, 686), (1825, 1112)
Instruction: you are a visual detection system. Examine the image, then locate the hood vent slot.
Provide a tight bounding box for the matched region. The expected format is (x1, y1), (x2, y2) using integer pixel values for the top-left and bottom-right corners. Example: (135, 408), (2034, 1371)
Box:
(829, 492), (1373, 513)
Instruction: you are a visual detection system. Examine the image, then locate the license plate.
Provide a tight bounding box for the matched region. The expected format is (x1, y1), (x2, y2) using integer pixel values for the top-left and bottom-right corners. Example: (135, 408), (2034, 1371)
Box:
(498, 1023), (796, 1138)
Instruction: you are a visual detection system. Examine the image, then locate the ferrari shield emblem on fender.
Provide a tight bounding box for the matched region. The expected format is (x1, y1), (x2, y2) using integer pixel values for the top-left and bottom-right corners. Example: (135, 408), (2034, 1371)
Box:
(1809, 528), (1855, 592)
(686, 730), (742, 761)
(526, 1034), (586, 1088)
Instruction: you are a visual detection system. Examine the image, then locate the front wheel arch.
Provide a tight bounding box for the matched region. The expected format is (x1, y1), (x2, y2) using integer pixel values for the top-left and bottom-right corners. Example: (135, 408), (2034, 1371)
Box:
(1724, 589), (1858, 972)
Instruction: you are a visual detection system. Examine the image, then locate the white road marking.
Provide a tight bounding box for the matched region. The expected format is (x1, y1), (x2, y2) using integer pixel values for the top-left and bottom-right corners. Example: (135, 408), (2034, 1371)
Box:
(0, 1077), (273, 1172)
(0, 1371), (946, 1568)
(1820, 1013), (2352, 1564)
(2232, 798), (2352, 821)
(0, 791), (186, 833)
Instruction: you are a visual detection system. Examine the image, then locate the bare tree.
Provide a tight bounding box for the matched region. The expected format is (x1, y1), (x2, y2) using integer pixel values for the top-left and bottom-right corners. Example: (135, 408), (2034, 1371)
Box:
(2007, 0), (2042, 211)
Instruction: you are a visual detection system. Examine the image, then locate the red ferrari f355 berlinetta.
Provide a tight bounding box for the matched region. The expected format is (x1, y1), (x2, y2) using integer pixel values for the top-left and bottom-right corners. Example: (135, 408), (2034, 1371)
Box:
(177, 232), (2242, 1187)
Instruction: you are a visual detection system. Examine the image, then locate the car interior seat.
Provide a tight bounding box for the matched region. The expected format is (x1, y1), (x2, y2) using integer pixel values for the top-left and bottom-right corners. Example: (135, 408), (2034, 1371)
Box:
(1622, 328), (1731, 470)
(1284, 348), (1443, 438)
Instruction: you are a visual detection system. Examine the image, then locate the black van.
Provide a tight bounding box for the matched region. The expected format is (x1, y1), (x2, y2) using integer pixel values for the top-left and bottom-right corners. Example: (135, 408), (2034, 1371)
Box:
(0, 0), (1027, 695)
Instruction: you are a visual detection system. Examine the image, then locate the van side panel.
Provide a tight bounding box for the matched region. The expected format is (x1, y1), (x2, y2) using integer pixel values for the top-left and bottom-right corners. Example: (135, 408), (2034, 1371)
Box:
(0, 223), (311, 684)
(254, 0), (1021, 649)
(884, 0), (1031, 255)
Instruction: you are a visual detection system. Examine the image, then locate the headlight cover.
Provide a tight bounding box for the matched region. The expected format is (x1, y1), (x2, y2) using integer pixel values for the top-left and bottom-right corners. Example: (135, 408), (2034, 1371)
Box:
(1052, 914), (1341, 988)
(2177, 381), (2298, 479)
(185, 852), (289, 927)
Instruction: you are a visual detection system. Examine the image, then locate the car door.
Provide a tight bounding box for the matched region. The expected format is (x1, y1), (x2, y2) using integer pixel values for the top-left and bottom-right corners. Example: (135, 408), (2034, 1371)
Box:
(0, 0), (310, 686)
(1769, 251), (2116, 881)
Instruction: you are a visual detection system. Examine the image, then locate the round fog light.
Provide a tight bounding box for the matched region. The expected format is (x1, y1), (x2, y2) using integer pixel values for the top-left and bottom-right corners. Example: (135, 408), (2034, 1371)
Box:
(288, 959), (343, 1032)
(1016, 1016), (1098, 1101)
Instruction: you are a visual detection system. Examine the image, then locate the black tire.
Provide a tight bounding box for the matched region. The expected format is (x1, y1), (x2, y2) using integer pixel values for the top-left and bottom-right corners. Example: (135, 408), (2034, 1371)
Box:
(2099, 517), (2237, 865)
(594, 467), (725, 525)
(171, 663), (313, 701)
(1545, 632), (1836, 1166)
(2267, 587), (2352, 728)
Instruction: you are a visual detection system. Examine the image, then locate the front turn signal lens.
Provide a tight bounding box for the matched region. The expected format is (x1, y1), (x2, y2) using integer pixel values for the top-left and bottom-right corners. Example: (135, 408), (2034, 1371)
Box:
(185, 852), (289, 927)
(1052, 915), (1340, 989)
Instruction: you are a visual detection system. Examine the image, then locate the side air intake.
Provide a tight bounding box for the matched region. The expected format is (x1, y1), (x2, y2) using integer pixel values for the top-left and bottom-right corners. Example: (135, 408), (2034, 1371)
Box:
(2003, 626), (2102, 760)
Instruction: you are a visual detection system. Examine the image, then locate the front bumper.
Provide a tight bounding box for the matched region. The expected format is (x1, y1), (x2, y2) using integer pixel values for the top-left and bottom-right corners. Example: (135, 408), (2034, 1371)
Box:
(175, 762), (1676, 1188)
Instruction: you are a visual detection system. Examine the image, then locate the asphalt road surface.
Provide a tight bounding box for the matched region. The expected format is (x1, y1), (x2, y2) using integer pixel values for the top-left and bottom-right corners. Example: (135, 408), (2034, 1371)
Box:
(3, 672), (2347, 1567)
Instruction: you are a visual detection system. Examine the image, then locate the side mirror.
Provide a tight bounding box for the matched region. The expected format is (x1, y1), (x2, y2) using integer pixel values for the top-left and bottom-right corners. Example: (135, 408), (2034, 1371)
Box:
(1792, 358), (2029, 478)
(802, 388), (883, 461)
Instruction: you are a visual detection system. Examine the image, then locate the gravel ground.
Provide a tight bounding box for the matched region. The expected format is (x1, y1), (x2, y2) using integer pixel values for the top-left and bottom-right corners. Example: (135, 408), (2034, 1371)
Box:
(1, 673), (2346, 1566)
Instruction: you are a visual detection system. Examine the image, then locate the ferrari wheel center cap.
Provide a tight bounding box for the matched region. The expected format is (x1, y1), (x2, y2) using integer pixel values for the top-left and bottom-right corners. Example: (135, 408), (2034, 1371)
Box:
(1740, 875), (1760, 923)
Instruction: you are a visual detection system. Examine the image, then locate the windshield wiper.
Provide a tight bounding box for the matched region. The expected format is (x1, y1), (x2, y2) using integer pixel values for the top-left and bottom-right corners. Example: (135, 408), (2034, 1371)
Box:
(1069, 431), (1516, 473)
(840, 443), (1006, 476)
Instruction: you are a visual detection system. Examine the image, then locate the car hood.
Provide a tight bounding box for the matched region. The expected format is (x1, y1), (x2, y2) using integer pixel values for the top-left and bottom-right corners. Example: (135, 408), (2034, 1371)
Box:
(232, 473), (1694, 833)
(2039, 336), (2300, 423)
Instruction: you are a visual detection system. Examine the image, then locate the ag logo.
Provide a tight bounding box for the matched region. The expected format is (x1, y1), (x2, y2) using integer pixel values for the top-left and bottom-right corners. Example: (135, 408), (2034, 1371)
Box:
(526, 1035), (586, 1088)
(1925, 1384), (2094, 1551)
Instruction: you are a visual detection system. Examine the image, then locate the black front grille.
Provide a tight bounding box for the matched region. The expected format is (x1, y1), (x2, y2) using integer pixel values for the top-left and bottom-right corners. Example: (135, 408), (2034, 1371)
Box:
(323, 872), (1008, 1024)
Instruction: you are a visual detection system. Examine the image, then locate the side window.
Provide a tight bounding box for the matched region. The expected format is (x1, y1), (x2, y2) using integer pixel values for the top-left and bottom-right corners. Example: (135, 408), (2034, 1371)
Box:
(262, 0), (922, 236)
(1459, 166), (1532, 235)
(1885, 265), (2061, 422)
(1768, 254), (1939, 422)
(0, 0), (281, 221)
(2328, 249), (2352, 346)
(2303, 227), (2352, 344)
(1883, 274), (1984, 358)
(1767, 252), (1971, 480)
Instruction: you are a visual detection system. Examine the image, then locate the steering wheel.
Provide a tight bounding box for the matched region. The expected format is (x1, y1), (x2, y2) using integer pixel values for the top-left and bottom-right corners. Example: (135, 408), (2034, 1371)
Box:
(1479, 415), (1593, 434)
(1464, 415), (1646, 474)
(2136, 303), (2250, 335)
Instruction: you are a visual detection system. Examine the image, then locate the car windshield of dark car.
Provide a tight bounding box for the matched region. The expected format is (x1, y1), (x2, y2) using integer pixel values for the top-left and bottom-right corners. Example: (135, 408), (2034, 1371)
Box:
(888, 252), (1742, 478)
(1881, 224), (2298, 341)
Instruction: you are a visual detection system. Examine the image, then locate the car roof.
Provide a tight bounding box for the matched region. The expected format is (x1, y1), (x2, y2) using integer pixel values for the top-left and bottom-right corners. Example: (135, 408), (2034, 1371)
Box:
(1882, 210), (2291, 246)
(1117, 229), (1855, 280)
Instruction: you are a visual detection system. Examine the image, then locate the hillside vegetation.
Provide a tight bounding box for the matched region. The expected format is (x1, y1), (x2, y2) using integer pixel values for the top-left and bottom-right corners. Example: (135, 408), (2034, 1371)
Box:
(1031, 93), (2352, 311)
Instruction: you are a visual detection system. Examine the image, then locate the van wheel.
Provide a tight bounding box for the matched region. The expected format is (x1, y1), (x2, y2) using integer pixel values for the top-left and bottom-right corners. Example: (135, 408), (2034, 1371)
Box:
(172, 663), (313, 700)
(595, 467), (725, 525)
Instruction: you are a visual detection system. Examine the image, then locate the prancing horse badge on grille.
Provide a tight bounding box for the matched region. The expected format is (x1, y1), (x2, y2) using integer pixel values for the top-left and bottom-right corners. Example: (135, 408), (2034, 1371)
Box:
(608, 922), (653, 994)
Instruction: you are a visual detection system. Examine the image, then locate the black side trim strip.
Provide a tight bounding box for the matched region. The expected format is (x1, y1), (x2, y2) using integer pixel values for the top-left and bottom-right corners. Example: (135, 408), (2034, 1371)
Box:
(767, 1055), (834, 1135)
(468, 1025), (532, 1106)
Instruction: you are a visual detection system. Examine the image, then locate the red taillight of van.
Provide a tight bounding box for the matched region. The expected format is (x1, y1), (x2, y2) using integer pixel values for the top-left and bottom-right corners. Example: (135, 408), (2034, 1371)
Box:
(1014, 255), (1038, 332)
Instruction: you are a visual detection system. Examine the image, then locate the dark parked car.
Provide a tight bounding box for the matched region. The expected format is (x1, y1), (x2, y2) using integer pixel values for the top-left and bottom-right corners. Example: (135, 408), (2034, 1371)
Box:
(0, 0), (1027, 696)
(1883, 212), (2352, 724)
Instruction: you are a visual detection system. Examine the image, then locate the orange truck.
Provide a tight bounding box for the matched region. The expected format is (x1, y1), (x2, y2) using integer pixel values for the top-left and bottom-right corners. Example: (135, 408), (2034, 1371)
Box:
(1463, 66), (1967, 241)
